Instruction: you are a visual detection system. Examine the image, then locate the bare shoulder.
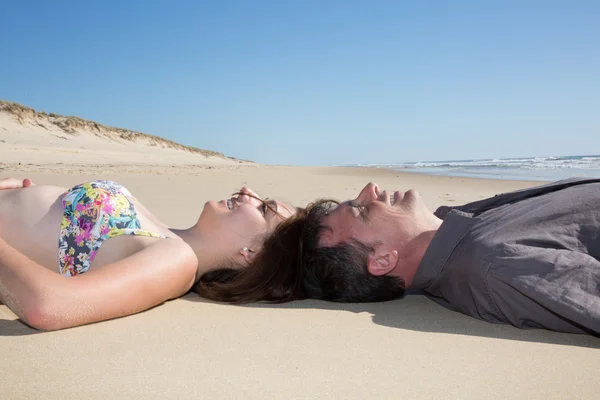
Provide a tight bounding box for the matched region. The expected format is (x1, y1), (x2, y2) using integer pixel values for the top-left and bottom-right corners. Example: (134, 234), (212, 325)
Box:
(159, 237), (198, 268)
(137, 237), (198, 282)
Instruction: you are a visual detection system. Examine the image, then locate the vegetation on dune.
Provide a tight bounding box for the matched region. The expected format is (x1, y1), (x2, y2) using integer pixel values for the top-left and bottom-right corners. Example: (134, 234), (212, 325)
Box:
(0, 100), (242, 160)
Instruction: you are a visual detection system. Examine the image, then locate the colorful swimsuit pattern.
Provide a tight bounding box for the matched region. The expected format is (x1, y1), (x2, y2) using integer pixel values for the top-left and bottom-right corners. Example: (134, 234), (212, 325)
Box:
(59, 180), (166, 277)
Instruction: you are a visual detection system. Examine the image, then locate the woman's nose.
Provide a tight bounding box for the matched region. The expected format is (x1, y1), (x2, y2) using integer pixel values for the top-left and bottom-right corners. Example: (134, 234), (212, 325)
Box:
(238, 187), (262, 204)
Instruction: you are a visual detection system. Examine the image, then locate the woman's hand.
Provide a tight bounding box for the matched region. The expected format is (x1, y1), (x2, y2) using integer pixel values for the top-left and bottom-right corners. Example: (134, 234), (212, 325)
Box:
(0, 177), (34, 189)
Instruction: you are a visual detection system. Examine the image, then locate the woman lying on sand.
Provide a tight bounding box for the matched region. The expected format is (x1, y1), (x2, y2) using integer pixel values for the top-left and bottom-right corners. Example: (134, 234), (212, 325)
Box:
(0, 177), (303, 330)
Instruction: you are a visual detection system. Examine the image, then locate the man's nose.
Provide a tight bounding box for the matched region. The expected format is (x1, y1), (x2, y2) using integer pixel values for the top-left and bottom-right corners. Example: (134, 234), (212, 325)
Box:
(356, 182), (379, 204)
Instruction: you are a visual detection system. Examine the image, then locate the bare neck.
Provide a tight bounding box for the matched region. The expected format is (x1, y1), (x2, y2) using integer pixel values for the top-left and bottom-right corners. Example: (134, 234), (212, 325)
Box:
(169, 227), (223, 283)
(390, 207), (442, 289)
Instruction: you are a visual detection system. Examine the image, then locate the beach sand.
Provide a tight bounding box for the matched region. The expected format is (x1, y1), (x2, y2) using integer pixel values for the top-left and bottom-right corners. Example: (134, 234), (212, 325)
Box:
(1, 107), (600, 399)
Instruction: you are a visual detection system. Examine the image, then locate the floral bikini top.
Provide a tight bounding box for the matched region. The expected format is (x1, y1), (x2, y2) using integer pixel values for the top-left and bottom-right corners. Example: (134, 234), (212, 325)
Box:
(59, 180), (167, 277)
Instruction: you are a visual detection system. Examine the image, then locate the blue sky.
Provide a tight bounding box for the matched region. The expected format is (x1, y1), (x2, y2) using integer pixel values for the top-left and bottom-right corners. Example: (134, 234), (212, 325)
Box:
(1, 1), (598, 165)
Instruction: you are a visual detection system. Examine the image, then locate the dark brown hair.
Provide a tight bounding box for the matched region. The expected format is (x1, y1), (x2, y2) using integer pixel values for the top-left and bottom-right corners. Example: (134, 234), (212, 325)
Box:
(192, 205), (309, 303)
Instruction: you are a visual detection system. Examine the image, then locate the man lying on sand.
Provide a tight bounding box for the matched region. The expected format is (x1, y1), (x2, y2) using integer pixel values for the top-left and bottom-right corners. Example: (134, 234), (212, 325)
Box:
(299, 178), (600, 335)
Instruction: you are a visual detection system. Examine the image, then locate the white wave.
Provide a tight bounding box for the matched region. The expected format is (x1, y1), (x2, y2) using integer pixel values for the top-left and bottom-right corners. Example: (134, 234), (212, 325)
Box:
(363, 155), (600, 171)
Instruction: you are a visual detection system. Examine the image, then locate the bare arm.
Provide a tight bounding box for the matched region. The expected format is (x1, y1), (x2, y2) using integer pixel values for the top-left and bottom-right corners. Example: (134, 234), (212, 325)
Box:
(0, 237), (198, 330)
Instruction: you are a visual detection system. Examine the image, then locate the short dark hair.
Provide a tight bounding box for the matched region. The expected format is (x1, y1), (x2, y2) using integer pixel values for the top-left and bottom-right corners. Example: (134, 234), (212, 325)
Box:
(301, 200), (405, 302)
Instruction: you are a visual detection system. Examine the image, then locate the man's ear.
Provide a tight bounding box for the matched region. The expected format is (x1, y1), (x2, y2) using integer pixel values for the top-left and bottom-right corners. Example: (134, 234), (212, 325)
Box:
(367, 249), (399, 276)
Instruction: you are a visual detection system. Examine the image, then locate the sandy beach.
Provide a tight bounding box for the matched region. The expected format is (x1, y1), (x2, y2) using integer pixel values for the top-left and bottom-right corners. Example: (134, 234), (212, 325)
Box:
(1, 105), (600, 399)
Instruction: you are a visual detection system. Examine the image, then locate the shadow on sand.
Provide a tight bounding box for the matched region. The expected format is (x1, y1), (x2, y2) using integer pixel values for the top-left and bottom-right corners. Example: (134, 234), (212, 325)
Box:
(184, 293), (600, 349)
(3, 295), (600, 349)
(0, 317), (40, 337)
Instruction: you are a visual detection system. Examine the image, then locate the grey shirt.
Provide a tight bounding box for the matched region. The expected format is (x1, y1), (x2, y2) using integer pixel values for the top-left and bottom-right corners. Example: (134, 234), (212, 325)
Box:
(412, 178), (600, 335)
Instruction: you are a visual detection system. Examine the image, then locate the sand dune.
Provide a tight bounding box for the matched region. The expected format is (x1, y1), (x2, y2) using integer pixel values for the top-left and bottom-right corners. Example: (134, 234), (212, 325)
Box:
(0, 100), (248, 166)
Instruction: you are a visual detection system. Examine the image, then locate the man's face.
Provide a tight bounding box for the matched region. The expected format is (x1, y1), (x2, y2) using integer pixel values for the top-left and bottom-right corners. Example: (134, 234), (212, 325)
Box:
(319, 182), (435, 277)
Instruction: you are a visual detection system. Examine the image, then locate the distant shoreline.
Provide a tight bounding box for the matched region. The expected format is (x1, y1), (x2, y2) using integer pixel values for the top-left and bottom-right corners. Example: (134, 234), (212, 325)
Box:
(348, 155), (600, 182)
(364, 167), (600, 182)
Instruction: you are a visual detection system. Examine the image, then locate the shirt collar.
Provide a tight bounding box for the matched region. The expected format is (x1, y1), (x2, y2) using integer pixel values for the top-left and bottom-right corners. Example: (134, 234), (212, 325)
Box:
(410, 208), (477, 291)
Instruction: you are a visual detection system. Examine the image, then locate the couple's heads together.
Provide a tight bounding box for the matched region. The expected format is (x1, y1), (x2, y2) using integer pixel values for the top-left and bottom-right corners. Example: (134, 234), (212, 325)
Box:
(191, 183), (441, 304)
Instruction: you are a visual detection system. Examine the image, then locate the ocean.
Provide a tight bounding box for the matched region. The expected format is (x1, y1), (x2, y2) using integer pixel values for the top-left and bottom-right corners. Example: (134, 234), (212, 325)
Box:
(357, 155), (600, 182)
